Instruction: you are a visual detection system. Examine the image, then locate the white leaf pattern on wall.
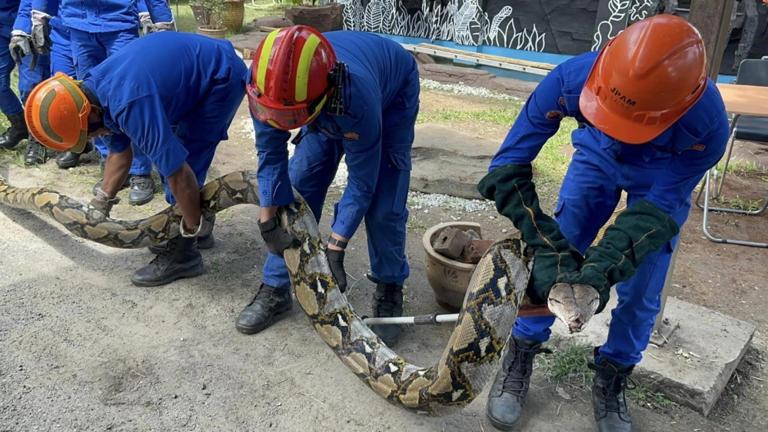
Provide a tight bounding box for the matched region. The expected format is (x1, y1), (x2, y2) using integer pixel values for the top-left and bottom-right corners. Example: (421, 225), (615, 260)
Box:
(341, 0), (546, 52)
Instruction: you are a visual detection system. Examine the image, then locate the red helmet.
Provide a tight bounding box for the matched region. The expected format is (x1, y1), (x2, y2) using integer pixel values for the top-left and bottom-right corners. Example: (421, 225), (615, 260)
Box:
(247, 25), (337, 130)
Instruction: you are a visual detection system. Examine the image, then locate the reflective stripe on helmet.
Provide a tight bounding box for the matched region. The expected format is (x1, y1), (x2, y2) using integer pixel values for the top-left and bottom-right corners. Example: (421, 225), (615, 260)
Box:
(39, 90), (65, 143)
(257, 30), (280, 93)
(56, 75), (84, 112)
(295, 34), (321, 102)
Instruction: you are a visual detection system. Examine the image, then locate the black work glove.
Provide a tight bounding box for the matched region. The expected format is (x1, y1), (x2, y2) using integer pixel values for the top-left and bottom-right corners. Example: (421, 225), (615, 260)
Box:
(30, 11), (51, 55)
(326, 249), (347, 292)
(478, 163), (583, 304)
(9, 32), (37, 69)
(557, 199), (679, 313)
(258, 215), (300, 256)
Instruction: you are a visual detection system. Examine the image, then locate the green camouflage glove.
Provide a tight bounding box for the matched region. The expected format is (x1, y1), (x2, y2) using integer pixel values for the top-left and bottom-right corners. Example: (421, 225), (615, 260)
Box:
(478, 163), (582, 304)
(557, 199), (680, 312)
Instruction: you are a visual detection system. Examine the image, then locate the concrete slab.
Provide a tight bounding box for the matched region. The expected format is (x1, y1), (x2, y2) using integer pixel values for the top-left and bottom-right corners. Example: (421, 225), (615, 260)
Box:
(553, 294), (756, 415)
(411, 123), (497, 199)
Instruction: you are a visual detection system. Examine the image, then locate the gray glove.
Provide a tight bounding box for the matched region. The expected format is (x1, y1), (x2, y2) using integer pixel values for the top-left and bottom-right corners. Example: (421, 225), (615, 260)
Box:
(30, 10), (51, 54)
(9, 31), (37, 69)
(88, 190), (120, 219)
(258, 215), (300, 256)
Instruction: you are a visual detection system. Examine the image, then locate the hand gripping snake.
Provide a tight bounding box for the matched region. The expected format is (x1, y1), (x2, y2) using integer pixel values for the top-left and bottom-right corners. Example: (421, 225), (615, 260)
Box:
(0, 170), (597, 414)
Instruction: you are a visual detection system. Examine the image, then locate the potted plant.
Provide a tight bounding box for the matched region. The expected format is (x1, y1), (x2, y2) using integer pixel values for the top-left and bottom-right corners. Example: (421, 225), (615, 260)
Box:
(192, 0), (227, 39)
(283, 0), (344, 32)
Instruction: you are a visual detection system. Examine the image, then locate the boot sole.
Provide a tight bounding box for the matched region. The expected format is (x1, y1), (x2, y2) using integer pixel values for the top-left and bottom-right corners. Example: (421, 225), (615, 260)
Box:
(129, 194), (155, 206)
(235, 304), (292, 335)
(486, 406), (519, 431)
(130, 262), (205, 287)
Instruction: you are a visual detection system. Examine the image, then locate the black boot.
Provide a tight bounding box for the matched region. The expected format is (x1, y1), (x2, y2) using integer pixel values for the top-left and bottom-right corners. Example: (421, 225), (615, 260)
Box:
(24, 138), (48, 166)
(369, 281), (404, 346)
(149, 214), (216, 254)
(0, 113), (28, 150)
(589, 350), (634, 432)
(486, 336), (550, 431)
(236, 284), (292, 334)
(56, 151), (82, 169)
(128, 175), (155, 206)
(131, 236), (204, 287)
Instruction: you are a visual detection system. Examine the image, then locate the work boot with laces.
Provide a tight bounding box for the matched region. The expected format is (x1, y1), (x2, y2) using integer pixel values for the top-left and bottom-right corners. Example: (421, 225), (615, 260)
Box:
(486, 335), (550, 430)
(589, 350), (634, 432)
(369, 280), (404, 346)
(128, 175), (155, 206)
(236, 284), (292, 334)
(131, 236), (204, 287)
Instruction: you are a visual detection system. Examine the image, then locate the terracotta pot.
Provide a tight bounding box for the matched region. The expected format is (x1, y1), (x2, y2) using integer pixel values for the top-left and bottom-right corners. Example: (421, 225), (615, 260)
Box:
(196, 26), (227, 39)
(284, 4), (343, 32)
(422, 222), (483, 311)
(222, 0), (245, 33)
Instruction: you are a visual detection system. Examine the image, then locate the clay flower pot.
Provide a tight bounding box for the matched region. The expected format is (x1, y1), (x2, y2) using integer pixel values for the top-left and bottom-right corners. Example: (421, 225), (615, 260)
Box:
(422, 222), (483, 311)
(197, 26), (227, 39)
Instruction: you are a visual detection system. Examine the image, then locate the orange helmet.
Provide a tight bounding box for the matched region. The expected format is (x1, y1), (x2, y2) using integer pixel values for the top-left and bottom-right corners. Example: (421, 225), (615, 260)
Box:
(25, 72), (91, 153)
(247, 25), (336, 131)
(580, 14), (707, 144)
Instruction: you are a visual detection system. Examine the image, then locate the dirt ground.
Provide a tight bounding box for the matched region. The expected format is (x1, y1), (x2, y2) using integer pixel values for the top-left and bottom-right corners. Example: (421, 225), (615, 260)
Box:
(1, 85), (767, 432)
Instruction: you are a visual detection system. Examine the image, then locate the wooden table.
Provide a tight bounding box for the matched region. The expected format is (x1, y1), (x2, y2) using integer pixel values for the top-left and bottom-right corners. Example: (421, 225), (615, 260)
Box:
(697, 83), (768, 248)
(716, 83), (768, 116)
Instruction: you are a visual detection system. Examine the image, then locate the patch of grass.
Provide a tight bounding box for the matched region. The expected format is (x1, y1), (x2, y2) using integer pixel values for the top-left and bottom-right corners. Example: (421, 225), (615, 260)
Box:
(720, 159), (768, 176)
(536, 338), (677, 411)
(536, 339), (593, 386)
(713, 196), (765, 212)
(417, 106), (522, 126)
(533, 118), (577, 187)
(628, 385), (675, 410)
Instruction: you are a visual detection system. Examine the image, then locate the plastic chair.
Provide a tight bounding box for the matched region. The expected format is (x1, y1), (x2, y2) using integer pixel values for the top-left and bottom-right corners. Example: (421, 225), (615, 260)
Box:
(695, 58), (768, 248)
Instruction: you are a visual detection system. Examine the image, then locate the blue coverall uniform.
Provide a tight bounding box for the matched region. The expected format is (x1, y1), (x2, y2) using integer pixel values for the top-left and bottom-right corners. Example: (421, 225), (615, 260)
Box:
(0, 0), (49, 116)
(254, 31), (420, 291)
(24, 0), (74, 75)
(36, 0), (173, 174)
(490, 51), (730, 367)
(81, 32), (246, 203)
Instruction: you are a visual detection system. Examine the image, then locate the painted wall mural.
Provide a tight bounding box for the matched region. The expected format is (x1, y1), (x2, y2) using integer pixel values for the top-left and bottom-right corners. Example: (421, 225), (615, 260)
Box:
(591, 0), (659, 51)
(338, 0), (548, 52)
(336, 0), (766, 75)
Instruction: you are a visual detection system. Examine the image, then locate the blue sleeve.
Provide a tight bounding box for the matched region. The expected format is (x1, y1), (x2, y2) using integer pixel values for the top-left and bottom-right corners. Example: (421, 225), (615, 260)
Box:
(112, 95), (188, 178)
(645, 119), (730, 217)
(253, 115), (294, 207)
(108, 132), (131, 154)
(30, 0), (54, 15)
(331, 97), (383, 239)
(145, 0), (173, 22)
(13, 0), (32, 33)
(137, 0), (148, 14)
(489, 66), (568, 170)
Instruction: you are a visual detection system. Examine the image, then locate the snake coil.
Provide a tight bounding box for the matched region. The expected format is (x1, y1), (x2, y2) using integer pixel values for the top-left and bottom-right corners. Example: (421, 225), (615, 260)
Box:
(0, 170), (532, 414)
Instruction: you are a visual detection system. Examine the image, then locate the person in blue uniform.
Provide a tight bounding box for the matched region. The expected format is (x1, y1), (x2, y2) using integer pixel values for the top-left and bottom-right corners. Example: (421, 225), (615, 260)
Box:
(24, 32), (246, 287)
(0, 0), (49, 164)
(31, 0), (174, 205)
(240, 26), (419, 346)
(479, 16), (730, 432)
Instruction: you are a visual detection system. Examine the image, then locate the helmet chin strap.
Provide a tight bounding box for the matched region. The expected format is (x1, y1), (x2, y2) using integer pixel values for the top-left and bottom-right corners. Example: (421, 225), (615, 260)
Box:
(326, 61), (348, 116)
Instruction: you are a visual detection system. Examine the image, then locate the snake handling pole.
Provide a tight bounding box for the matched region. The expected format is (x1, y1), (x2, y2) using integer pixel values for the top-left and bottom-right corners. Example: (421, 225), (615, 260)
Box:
(363, 305), (553, 326)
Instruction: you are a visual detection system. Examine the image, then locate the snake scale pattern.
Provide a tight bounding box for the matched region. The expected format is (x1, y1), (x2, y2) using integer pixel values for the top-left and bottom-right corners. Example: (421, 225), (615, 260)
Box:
(0, 170), (534, 414)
